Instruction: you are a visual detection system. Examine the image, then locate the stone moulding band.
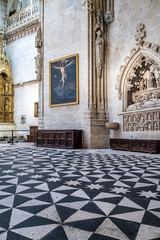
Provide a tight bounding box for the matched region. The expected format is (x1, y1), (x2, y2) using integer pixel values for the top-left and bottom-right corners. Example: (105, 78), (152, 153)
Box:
(5, 24), (39, 43)
(14, 79), (39, 88)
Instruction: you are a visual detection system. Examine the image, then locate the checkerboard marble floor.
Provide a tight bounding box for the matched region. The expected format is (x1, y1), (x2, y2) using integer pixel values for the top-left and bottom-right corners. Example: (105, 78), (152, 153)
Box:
(0, 144), (160, 240)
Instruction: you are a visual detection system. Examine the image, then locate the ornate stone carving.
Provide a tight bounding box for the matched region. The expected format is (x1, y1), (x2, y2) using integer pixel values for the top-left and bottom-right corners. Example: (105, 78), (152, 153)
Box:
(35, 25), (42, 48)
(123, 111), (160, 132)
(35, 25), (42, 81)
(117, 23), (160, 111)
(82, 0), (93, 13)
(126, 54), (160, 111)
(95, 10), (104, 80)
(35, 48), (42, 81)
(135, 23), (146, 46)
(104, 11), (114, 24)
(116, 23), (160, 132)
(6, 25), (38, 43)
(6, 3), (39, 33)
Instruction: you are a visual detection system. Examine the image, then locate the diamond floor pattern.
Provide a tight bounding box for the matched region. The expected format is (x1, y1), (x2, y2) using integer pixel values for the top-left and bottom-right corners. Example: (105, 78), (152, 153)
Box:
(0, 146), (159, 239)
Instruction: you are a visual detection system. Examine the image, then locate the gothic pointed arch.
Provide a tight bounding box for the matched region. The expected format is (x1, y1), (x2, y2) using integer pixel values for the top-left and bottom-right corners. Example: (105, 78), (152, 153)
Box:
(116, 24), (160, 131)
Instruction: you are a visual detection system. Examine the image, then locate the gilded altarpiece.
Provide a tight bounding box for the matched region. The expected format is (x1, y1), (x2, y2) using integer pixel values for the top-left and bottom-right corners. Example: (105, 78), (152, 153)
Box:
(0, 35), (14, 123)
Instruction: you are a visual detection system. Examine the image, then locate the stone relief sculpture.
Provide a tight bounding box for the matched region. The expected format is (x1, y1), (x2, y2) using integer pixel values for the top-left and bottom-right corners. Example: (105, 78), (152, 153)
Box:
(126, 55), (160, 111)
(123, 111), (160, 132)
(35, 25), (42, 48)
(95, 10), (104, 80)
(35, 48), (42, 81)
(116, 23), (160, 131)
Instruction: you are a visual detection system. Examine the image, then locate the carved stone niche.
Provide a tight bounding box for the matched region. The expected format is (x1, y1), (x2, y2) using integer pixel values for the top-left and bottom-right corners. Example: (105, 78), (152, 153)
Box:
(124, 54), (160, 112)
(116, 23), (160, 132)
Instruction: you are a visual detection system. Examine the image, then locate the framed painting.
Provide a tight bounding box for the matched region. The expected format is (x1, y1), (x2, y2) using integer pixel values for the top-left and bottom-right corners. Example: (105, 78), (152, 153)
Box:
(49, 53), (79, 107)
(34, 102), (38, 117)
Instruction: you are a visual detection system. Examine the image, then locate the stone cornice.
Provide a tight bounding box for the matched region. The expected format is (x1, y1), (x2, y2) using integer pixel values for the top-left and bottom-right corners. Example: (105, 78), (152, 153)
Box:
(5, 23), (40, 43)
(14, 79), (39, 88)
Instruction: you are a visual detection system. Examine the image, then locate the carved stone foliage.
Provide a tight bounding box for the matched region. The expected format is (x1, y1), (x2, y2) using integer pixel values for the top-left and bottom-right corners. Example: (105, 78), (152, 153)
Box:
(123, 111), (160, 132)
(104, 11), (114, 24)
(135, 23), (146, 47)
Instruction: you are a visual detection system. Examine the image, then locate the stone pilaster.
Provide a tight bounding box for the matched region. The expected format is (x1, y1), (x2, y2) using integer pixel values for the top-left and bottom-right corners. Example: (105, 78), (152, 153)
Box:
(86, 0), (114, 148)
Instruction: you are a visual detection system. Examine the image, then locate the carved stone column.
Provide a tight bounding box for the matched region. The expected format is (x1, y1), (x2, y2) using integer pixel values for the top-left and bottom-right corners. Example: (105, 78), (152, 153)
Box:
(35, 1), (44, 129)
(85, 0), (114, 148)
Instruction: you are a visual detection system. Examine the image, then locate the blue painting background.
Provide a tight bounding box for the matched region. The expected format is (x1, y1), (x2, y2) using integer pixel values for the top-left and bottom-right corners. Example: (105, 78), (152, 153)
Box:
(51, 56), (77, 105)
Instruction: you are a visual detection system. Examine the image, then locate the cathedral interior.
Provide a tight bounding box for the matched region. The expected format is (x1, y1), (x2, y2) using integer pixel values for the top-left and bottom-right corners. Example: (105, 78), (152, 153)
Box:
(0, 0), (160, 239)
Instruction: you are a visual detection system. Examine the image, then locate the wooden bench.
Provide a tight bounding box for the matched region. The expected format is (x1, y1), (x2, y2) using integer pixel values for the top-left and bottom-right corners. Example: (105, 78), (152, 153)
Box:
(110, 139), (160, 154)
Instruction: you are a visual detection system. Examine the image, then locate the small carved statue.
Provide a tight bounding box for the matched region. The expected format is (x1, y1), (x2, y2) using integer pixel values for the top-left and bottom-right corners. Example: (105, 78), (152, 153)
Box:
(95, 10), (104, 80)
(35, 49), (42, 80)
(139, 78), (146, 91)
(148, 122), (152, 131)
(144, 70), (156, 89)
(129, 124), (132, 131)
(35, 26), (42, 48)
(154, 122), (158, 130)
(148, 113), (152, 121)
(153, 112), (159, 120)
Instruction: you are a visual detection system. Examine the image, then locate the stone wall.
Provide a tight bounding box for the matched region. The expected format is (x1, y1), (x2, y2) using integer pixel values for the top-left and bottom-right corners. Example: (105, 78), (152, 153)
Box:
(107, 0), (160, 140)
(43, 0), (89, 147)
(6, 33), (38, 134)
(7, 33), (37, 84)
(0, 0), (6, 31)
(14, 84), (38, 135)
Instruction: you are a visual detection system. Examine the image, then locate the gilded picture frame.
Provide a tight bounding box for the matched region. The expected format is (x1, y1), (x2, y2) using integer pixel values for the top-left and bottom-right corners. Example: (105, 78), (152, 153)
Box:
(34, 102), (38, 117)
(49, 53), (79, 107)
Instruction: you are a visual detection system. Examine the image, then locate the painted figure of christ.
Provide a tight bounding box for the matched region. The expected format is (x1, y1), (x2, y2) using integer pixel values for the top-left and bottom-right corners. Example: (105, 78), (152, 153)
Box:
(52, 59), (74, 89)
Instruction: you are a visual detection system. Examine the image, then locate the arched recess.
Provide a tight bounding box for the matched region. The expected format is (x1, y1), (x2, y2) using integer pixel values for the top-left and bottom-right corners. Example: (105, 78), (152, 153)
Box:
(116, 23), (160, 132)
(0, 50), (14, 123)
(117, 47), (160, 112)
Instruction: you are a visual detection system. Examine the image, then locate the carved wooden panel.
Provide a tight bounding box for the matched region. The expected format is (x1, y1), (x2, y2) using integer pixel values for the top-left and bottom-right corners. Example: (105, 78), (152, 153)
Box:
(37, 130), (82, 149)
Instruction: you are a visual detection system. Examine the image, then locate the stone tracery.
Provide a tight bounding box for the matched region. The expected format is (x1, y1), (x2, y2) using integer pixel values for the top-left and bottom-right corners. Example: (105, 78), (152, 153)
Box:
(126, 54), (160, 111)
(116, 23), (160, 131)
